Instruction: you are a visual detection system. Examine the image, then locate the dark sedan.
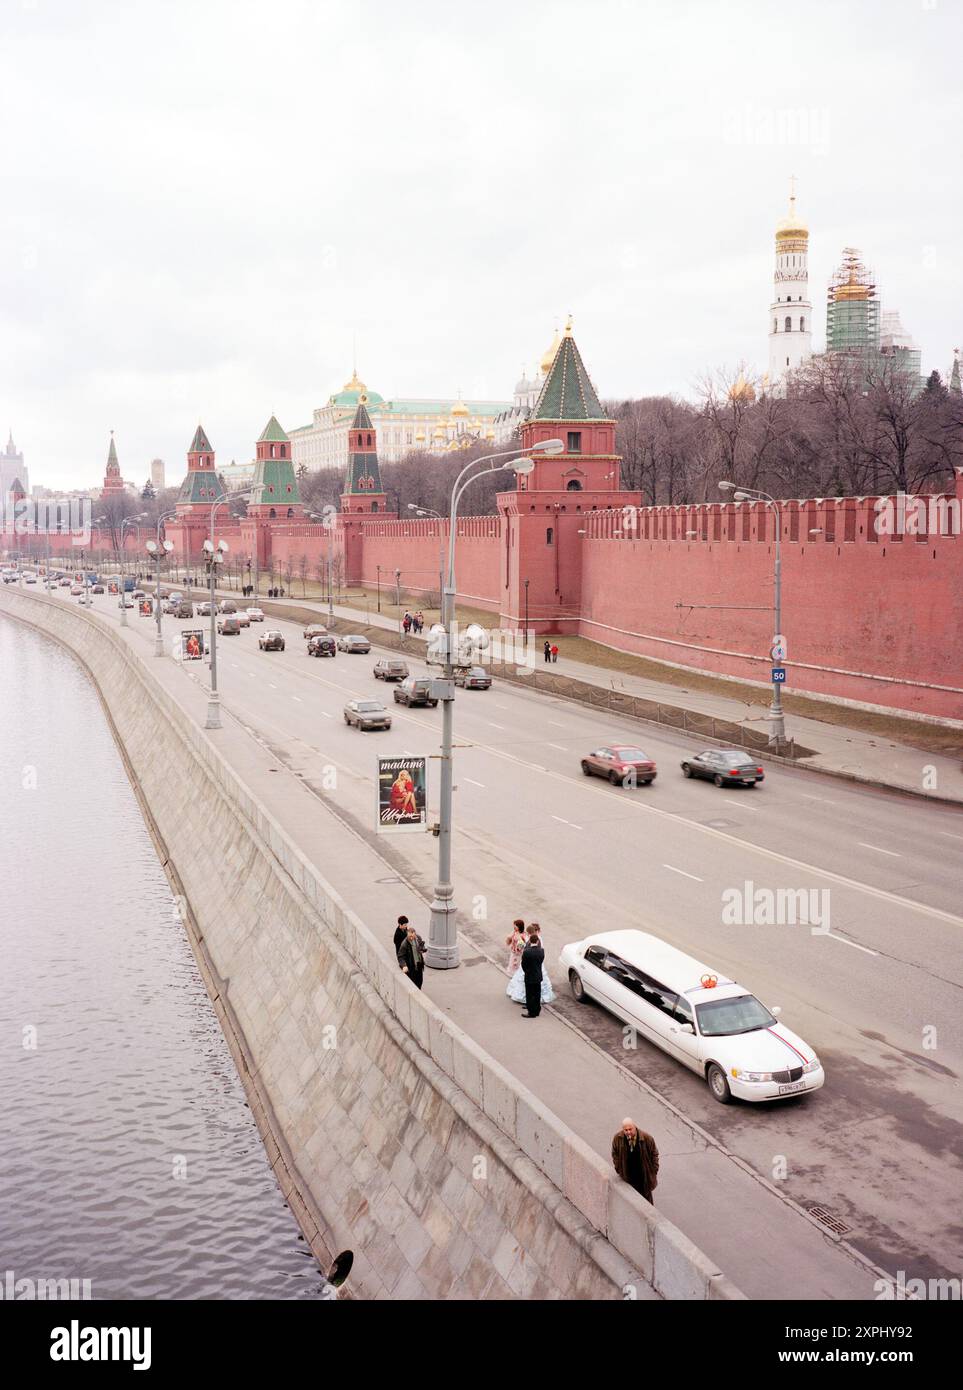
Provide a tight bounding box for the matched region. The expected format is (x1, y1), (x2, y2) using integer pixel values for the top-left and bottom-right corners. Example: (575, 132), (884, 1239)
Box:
(454, 666), (491, 690)
(681, 749), (765, 787)
(580, 745), (657, 786)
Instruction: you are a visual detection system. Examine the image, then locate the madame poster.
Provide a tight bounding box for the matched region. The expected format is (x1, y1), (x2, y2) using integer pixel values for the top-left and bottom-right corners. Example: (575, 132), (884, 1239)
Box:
(377, 756), (427, 834)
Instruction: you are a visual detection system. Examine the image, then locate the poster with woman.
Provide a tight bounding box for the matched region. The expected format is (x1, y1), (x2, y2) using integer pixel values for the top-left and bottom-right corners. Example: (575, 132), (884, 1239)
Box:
(376, 757), (427, 834)
(181, 630), (204, 660)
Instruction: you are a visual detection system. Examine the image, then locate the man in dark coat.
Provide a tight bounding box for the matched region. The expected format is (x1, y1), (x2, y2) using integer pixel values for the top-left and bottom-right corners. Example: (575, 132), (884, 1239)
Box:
(611, 1118), (659, 1203)
(398, 925), (426, 990)
(392, 914), (409, 954)
(520, 932), (544, 1017)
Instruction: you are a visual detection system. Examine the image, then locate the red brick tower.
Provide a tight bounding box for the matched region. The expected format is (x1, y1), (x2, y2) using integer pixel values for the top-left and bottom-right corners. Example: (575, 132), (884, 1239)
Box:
(171, 424), (225, 563)
(339, 395), (392, 583)
(243, 416), (303, 570)
(497, 319), (640, 632)
(100, 432), (125, 499)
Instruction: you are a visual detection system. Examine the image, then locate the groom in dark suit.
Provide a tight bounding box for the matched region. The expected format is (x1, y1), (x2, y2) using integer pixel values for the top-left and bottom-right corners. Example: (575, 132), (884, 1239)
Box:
(521, 931), (544, 1018)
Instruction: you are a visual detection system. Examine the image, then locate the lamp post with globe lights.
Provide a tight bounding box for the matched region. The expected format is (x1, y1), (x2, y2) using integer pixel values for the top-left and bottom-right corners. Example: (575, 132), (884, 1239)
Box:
(425, 438), (564, 969)
(719, 480), (785, 744)
(118, 513), (148, 625)
(408, 503), (445, 616)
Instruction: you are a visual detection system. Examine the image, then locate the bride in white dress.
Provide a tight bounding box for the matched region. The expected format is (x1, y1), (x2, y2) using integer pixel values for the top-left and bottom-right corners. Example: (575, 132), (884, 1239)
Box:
(506, 925), (555, 1004)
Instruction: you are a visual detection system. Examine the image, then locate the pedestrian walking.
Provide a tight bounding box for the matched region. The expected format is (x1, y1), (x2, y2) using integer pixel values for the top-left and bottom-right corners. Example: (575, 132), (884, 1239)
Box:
(519, 929), (545, 1018)
(551, 643), (559, 663)
(505, 918), (526, 976)
(415, 611), (424, 633)
(403, 611), (412, 635)
(543, 640), (551, 663)
(611, 1118), (659, 1204)
(393, 914), (409, 954)
(398, 924), (426, 989)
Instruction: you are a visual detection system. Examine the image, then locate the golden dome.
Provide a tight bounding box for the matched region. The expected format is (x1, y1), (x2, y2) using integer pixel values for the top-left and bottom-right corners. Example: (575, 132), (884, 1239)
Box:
(728, 373), (756, 403)
(415, 430), (425, 442)
(486, 428), (495, 440)
(432, 422), (446, 439)
(450, 394), (470, 418)
(343, 368), (367, 394)
(776, 188), (808, 240)
(540, 327), (560, 376)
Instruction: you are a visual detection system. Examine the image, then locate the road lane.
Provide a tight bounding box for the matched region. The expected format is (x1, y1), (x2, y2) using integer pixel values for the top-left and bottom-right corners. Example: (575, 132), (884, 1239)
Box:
(76, 589), (963, 1278)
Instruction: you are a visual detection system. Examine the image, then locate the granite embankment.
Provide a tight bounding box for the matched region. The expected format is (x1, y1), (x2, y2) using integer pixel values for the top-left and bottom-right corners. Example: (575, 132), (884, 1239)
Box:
(0, 587), (743, 1301)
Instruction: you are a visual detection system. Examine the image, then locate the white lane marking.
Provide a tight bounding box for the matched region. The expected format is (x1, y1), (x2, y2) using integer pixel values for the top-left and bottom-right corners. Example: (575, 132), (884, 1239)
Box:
(662, 864), (703, 882)
(551, 815), (582, 830)
(230, 662), (238, 668)
(464, 777), (485, 788)
(723, 798), (758, 812)
(292, 696), (303, 703)
(821, 931), (879, 957)
(319, 711), (332, 718)
(548, 720), (566, 728)
(494, 703), (509, 709)
(939, 831), (963, 842)
(487, 721), (506, 730)
(248, 671), (254, 677)
(857, 842), (900, 858)
(547, 742), (567, 751)
(269, 683), (278, 689)
(801, 793), (837, 804)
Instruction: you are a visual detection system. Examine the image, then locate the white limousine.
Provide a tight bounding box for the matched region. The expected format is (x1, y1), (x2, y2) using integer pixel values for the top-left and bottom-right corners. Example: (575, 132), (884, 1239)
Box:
(559, 930), (824, 1104)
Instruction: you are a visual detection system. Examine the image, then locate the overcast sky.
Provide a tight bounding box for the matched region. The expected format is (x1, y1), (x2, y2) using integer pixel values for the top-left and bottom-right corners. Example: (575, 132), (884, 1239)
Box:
(2, 0), (960, 488)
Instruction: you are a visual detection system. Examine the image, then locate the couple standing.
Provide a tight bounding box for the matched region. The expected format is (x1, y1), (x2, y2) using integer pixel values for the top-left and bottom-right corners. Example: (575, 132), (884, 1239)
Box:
(505, 920), (555, 1018)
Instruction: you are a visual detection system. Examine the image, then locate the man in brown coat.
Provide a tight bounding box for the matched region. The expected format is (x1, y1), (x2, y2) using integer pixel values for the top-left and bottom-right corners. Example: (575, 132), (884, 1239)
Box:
(611, 1117), (659, 1204)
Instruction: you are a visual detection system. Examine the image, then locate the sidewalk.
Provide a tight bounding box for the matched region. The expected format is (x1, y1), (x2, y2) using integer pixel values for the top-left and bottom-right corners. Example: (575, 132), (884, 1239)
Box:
(226, 586), (963, 806)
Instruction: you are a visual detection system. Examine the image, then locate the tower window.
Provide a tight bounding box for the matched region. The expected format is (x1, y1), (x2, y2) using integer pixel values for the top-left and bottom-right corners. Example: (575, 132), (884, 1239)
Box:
(566, 479), (582, 491)
(567, 431), (582, 452)
(773, 318), (777, 333)
(784, 316), (792, 332)
(546, 527), (554, 545)
(800, 316), (806, 332)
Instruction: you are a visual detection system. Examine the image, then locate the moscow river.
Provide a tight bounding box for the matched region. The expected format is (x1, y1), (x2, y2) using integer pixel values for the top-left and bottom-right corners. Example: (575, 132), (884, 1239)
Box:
(0, 614), (329, 1299)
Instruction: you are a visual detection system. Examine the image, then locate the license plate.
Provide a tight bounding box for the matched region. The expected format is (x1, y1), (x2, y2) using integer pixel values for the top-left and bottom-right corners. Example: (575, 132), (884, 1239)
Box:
(777, 1080), (806, 1095)
(741, 778), (755, 785)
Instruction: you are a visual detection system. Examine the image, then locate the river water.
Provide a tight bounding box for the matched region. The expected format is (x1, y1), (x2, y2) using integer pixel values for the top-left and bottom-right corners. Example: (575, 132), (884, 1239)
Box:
(0, 614), (330, 1299)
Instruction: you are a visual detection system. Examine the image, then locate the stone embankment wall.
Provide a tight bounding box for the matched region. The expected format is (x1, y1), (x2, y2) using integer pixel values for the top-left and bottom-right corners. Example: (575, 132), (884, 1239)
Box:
(0, 587), (743, 1301)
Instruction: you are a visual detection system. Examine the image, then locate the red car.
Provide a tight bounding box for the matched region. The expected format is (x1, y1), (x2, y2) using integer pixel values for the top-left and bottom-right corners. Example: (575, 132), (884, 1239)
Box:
(581, 744), (657, 786)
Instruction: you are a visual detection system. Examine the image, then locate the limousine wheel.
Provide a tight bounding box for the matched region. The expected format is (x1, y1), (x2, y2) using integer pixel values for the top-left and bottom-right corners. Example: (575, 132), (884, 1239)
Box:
(568, 970), (587, 1003)
(707, 1064), (732, 1104)
(580, 761), (591, 776)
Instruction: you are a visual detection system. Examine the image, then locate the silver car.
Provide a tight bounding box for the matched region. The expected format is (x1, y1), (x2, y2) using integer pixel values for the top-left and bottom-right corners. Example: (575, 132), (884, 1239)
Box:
(337, 633), (372, 654)
(343, 699), (391, 731)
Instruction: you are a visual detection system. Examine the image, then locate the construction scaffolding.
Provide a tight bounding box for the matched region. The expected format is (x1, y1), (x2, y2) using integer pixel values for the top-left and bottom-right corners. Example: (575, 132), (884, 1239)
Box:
(826, 248), (880, 354)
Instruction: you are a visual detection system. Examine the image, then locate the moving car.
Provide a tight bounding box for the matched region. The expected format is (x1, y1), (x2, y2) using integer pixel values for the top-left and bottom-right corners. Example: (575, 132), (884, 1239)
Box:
(559, 929), (824, 1105)
(373, 658), (409, 682)
(453, 666), (491, 690)
(235, 610), (251, 627)
(196, 600), (212, 616)
(24, 574), (37, 584)
(681, 749), (765, 787)
(246, 607), (264, 622)
(581, 744), (657, 786)
(393, 677), (438, 708)
(117, 595), (134, 608)
(303, 623), (329, 640)
(259, 630), (285, 651)
(174, 601), (193, 619)
(344, 699), (392, 731)
(336, 633), (371, 654)
(91, 584), (105, 594)
(218, 599), (237, 614)
(217, 615), (241, 635)
(307, 634), (337, 658)
(132, 590), (146, 600)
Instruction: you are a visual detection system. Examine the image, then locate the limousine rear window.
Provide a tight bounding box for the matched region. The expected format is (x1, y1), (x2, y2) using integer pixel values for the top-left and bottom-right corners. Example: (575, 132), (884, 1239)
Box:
(695, 994), (774, 1038)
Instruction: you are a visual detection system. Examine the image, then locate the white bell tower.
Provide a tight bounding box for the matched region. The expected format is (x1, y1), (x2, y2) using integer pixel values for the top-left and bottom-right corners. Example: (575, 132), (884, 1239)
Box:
(768, 177), (812, 384)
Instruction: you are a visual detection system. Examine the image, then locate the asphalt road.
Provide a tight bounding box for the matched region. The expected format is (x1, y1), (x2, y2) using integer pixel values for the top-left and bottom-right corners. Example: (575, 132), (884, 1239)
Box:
(74, 588), (963, 1283)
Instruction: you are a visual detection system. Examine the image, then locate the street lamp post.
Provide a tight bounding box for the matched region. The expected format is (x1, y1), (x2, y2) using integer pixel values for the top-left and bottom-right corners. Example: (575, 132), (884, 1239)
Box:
(118, 513), (148, 627)
(145, 526), (175, 655)
(376, 564), (381, 612)
(205, 489), (254, 730)
(719, 480), (785, 744)
(408, 503), (446, 616)
(425, 439), (564, 970)
(394, 567), (401, 628)
(88, 516), (107, 607)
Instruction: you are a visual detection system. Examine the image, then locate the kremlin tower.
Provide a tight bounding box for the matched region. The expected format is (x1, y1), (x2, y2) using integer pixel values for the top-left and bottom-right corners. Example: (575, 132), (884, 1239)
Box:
(100, 432), (126, 498)
(339, 395), (391, 584)
(768, 180), (813, 384)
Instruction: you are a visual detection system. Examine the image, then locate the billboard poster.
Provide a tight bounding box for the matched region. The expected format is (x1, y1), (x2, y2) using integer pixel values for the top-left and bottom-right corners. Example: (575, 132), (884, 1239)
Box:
(139, 599), (153, 617)
(377, 756), (428, 834)
(180, 629), (204, 661)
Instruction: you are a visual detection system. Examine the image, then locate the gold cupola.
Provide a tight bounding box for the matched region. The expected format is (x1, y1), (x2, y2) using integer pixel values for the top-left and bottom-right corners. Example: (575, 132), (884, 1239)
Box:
(540, 326), (560, 376)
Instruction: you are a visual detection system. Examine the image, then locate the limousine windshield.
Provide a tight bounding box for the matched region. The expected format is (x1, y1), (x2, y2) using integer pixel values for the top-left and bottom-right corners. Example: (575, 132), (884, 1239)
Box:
(695, 993), (775, 1037)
